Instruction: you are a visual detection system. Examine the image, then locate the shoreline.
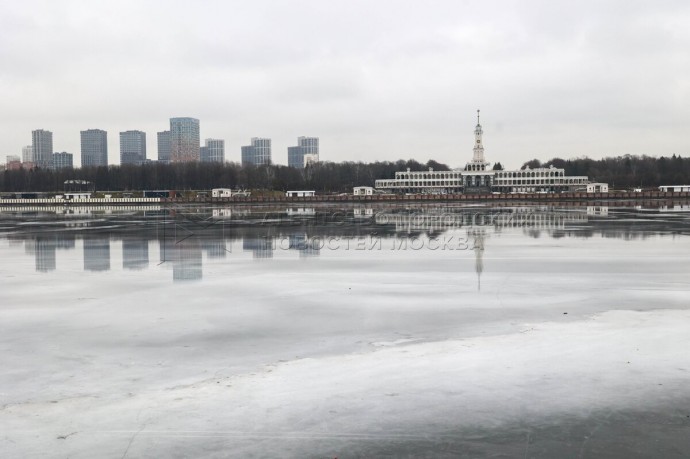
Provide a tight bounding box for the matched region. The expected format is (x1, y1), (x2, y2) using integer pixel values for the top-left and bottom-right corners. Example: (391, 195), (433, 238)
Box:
(1, 190), (689, 207)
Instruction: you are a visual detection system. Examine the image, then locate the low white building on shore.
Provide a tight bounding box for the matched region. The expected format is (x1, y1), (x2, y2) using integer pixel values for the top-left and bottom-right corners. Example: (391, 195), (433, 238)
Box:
(375, 111), (590, 194)
(658, 185), (690, 192)
(353, 186), (375, 196)
(212, 188), (251, 198)
(286, 190), (315, 197)
(587, 183), (609, 193)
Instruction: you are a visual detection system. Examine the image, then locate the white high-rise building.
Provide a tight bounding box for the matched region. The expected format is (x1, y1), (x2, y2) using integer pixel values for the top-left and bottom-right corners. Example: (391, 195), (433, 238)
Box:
(52, 152), (73, 169)
(202, 138), (225, 163)
(288, 136), (319, 168)
(80, 129), (108, 167)
(170, 117), (200, 162)
(241, 138), (271, 166)
(120, 130), (147, 165)
(157, 130), (171, 163)
(32, 129), (53, 169)
(21, 145), (33, 163)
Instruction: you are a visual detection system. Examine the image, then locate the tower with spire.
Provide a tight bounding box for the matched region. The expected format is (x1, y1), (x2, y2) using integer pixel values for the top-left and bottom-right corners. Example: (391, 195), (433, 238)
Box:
(473, 110), (485, 162)
(465, 109), (490, 172)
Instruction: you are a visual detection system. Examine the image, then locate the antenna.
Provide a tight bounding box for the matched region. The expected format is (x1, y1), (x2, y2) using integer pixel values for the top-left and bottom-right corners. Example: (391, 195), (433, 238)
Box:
(477, 109), (480, 124)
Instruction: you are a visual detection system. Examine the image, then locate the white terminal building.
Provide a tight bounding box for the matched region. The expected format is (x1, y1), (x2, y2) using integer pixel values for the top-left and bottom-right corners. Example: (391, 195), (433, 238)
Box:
(375, 111), (590, 194)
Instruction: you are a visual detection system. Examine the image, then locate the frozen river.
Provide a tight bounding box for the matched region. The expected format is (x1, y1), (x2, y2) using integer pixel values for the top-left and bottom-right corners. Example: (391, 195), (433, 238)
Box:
(1, 203), (690, 458)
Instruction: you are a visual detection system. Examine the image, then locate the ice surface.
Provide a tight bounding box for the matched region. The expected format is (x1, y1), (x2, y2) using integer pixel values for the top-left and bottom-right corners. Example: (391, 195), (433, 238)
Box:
(1, 204), (689, 457)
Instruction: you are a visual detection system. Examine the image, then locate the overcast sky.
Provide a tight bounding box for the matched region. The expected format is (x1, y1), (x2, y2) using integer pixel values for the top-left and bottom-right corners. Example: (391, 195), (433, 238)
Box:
(1, 0), (689, 169)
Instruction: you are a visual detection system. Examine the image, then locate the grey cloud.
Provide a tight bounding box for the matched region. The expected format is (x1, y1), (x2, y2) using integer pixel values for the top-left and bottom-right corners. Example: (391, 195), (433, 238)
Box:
(1, 0), (689, 168)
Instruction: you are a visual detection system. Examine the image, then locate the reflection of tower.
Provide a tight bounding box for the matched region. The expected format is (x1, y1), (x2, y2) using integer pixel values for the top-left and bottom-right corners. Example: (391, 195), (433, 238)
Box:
(468, 228), (486, 291)
(122, 238), (149, 270)
(83, 237), (111, 272)
(35, 237), (57, 272)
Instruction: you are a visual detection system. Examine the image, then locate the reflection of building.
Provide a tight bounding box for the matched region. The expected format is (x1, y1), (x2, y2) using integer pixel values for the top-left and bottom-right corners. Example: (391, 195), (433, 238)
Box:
(170, 117), (200, 163)
(243, 237), (273, 259)
(83, 237), (111, 271)
(375, 111), (589, 194)
(33, 237), (57, 272)
(353, 207), (374, 219)
(80, 129), (108, 167)
(288, 233), (320, 257)
(587, 206), (609, 216)
(123, 238), (149, 270)
(56, 233), (76, 249)
(376, 207), (589, 233)
(212, 208), (233, 218)
(286, 207), (316, 217)
(202, 239), (228, 259)
(288, 136), (319, 169)
(160, 238), (203, 281)
(241, 138), (271, 166)
(120, 130), (147, 165)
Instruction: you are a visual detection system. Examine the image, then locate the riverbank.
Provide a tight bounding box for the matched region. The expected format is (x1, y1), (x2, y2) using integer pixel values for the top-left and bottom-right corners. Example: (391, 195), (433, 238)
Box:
(1, 190), (689, 206)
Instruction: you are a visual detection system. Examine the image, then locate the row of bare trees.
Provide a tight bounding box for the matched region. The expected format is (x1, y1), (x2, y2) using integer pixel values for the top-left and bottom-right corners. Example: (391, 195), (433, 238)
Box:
(521, 154), (690, 188)
(0, 159), (447, 193)
(2, 154), (688, 193)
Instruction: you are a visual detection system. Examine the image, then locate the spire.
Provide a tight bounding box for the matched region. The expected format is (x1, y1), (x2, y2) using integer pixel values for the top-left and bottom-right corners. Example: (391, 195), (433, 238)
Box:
(472, 109), (485, 164)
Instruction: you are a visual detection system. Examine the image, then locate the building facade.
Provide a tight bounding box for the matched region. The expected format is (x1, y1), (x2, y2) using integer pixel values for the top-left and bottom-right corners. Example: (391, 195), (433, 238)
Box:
(53, 152), (73, 169)
(241, 138), (271, 166)
(80, 129), (108, 167)
(375, 111), (589, 194)
(170, 117), (200, 162)
(288, 136), (319, 168)
(32, 129), (53, 169)
(6, 155), (21, 171)
(157, 130), (171, 163)
(200, 146), (210, 162)
(120, 130), (147, 165)
(22, 145), (33, 163)
(201, 138), (224, 163)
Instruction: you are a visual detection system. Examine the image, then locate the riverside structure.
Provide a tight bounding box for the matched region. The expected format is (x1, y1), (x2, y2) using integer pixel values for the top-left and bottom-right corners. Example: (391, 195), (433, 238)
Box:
(375, 111), (589, 194)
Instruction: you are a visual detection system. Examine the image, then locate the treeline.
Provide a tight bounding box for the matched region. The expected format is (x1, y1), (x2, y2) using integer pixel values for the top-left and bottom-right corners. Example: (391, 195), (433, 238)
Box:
(521, 154), (690, 188)
(3, 154), (688, 193)
(0, 159), (449, 193)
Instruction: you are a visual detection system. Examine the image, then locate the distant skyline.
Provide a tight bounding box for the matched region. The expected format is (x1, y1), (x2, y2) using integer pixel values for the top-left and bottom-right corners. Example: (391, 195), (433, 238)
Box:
(2, 0), (689, 169)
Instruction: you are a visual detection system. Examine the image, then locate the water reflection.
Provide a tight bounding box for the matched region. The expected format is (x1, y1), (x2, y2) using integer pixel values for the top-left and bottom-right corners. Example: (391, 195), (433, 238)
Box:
(2, 203), (689, 283)
(160, 238), (203, 282)
(243, 237), (274, 259)
(122, 238), (149, 270)
(83, 237), (110, 272)
(34, 237), (56, 272)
